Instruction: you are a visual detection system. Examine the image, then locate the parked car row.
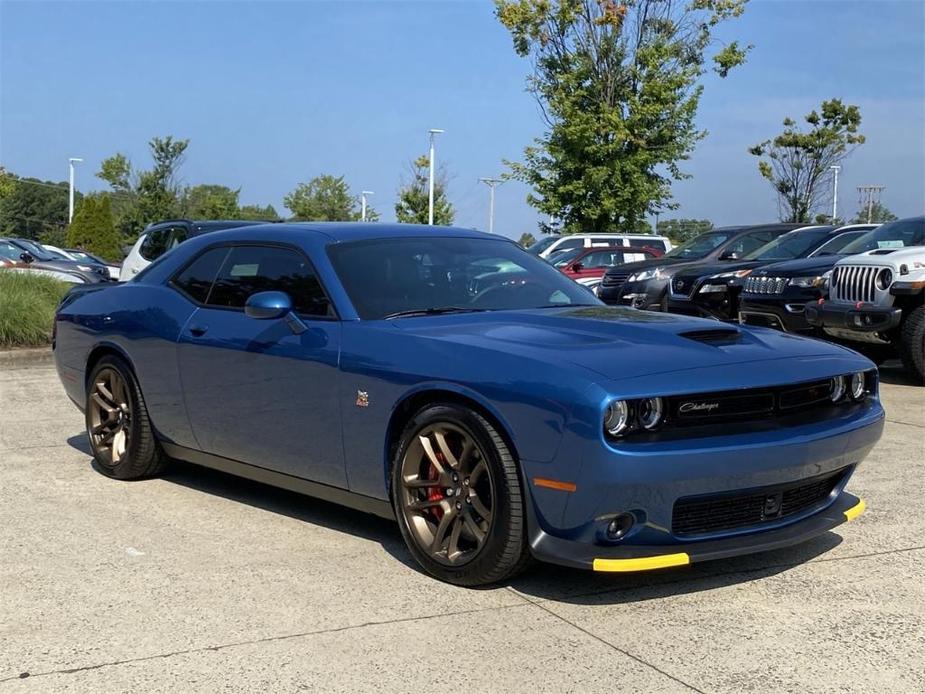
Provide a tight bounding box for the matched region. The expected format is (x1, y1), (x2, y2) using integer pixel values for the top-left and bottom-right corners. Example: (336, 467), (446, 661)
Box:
(585, 217), (924, 382)
(0, 237), (115, 284)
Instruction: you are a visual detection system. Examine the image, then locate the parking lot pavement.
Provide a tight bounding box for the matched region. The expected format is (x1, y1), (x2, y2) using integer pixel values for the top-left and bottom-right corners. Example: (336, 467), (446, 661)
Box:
(0, 354), (922, 694)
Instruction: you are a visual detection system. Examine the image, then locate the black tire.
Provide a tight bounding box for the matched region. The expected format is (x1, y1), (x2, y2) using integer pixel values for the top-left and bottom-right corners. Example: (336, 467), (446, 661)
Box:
(390, 403), (531, 586)
(898, 305), (925, 383)
(85, 355), (168, 480)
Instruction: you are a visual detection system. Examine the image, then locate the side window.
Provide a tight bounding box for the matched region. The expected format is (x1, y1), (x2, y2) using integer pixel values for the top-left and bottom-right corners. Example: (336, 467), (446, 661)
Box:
(170, 247), (229, 303)
(166, 226), (189, 251)
(207, 245), (333, 317)
(582, 250), (619, 267)
(554, 238), (584, 253)
(647, 239), (668, 252)
(139, 228), (169, 261)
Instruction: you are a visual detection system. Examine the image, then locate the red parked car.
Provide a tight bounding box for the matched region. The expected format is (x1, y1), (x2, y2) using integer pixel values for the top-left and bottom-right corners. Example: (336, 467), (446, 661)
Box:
(555, 246), (663, 285)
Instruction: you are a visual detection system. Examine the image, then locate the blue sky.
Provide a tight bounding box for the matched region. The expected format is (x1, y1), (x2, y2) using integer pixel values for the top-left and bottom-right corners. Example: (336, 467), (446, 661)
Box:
(1, 0), (923, 239)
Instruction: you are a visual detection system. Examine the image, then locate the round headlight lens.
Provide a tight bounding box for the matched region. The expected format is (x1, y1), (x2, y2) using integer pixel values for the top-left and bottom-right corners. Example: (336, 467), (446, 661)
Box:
(638, 397), (664, 430)
(829, 376), (845, 402)
(875, 268), (893, 291)
(604, 400), (630, 437)
(849, 372), (866, 400)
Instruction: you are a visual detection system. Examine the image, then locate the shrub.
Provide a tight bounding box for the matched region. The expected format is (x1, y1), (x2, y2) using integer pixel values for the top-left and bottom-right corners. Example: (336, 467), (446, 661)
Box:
(67, 194), (122, 262)
(0, 271), (71, 348)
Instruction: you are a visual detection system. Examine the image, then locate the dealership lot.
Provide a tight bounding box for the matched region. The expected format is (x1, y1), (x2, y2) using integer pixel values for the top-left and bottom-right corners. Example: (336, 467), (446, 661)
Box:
(0, 351), (922, 693)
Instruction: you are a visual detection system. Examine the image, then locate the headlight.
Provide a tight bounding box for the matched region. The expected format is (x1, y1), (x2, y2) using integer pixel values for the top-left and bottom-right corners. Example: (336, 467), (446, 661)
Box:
(849, 372), (867, 400)
(829, 376), (845, 402)
(712, 269), (753, 280)
(638, 397), (664, 430)
(627, 267), (664, 282)
(789, 275), (823, 288)
(76, 265), (92, 271)
(875, 268), (893, 290)
(604, 400), (630, 436)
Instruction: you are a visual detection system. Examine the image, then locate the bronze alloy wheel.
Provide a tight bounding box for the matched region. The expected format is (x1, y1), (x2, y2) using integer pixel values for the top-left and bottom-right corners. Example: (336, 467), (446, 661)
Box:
(88, 367), (132, 467)
(398, 423), (495, 566)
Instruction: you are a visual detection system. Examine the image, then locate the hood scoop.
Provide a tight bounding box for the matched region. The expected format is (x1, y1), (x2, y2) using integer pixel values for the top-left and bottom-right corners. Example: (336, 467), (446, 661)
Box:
(678, 328), (742, 347)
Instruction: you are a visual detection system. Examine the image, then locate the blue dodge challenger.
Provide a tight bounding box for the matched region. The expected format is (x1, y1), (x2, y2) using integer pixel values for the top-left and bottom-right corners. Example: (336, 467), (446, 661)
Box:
(53, 223), (883, 585)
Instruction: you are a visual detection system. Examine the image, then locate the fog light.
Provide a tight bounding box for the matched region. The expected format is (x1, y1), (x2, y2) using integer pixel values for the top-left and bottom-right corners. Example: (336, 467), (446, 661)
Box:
(849, 372), (866, 400)
(606, 513), (635, 540)
(829, 375), (845, 402)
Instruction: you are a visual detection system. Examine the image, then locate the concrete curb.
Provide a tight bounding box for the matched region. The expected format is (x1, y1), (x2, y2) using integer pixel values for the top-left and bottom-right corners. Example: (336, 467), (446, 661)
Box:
(0, 347), (54, 369)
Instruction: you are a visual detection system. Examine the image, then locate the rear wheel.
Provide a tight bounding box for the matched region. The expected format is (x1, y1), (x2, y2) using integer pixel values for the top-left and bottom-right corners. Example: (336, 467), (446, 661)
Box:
(86, 355), (168, 479)
(898, 305), (925, 383)
(391, 404), (530, 586)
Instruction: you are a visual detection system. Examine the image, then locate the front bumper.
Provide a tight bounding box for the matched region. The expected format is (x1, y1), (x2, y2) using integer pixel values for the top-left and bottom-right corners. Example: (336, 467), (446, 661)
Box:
(523, 399), (883, 572)
(739, 294), (818, 333)
(601, 279), (668, 309)
(805, 300), (902, 334)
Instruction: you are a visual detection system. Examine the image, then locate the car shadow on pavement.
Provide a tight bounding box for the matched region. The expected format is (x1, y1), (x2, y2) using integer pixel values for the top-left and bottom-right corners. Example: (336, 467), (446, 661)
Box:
(66, 432), (848, 601)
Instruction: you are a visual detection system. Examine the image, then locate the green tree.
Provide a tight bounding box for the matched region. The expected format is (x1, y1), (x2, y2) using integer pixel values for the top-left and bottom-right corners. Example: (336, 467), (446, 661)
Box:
(749, 99), (865, 223)
(97, 135), (190, 239)
(284, 174), (375, 221)
(239, 203), (282, 221)
(0, 166), (15, 202)
(0, 174), (72, 239)
(66, 195), (122, 261)
(518, 232), (537, 248)
(181, 184), (241, 219)
(853, 201), (897, 225)
(495, 0), (750, 234)
(395, 155), (454, 225)
(657, 218), (713, 243)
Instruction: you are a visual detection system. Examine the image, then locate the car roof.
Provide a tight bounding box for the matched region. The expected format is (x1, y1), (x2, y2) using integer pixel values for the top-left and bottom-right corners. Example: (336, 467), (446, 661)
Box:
(180, 222), (502, 245)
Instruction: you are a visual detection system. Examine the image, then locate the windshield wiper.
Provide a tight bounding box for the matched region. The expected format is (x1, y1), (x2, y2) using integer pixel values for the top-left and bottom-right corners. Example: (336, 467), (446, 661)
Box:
(383, 306), (490, 320)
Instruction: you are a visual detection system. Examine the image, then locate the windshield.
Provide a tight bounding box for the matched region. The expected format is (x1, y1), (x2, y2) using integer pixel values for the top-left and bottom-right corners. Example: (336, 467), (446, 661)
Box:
(525, 236), (560, 255)
(328, 237), (601, 320)
(551, 248), (584, 267)
(810, 231), (867, 256)
(744, 229), (831, 261)
(13, 239), (56, 261)
(664, 231), (738, 260)
(839, 218), (925, 254)
(0, 241), (25, 262)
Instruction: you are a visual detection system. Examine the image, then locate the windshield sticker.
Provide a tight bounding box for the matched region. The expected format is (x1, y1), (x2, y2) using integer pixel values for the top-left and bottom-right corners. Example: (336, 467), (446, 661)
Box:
(877, 240), (905, 249)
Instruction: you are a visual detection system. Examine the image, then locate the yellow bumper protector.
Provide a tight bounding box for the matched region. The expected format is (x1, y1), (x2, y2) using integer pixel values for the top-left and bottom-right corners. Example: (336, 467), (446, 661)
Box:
(843, 498), (866, 522)
(593, 553), (690, 572)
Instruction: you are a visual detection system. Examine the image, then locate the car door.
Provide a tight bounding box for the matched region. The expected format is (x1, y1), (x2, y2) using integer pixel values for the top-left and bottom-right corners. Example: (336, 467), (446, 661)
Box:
(175, 243), (346, 487)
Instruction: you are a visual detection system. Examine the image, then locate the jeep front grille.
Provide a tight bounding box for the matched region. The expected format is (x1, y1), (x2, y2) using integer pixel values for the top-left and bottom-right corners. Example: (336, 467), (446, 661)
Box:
(830, 264), (883, 303)
(744, 276), (788, 295)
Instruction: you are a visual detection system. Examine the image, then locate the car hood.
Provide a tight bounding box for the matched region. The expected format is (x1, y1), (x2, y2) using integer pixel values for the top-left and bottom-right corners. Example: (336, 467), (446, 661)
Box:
(391, 306), (860, 384)
(603, 256), (691, 276)
(671, 260), (763, 282)
(751, 255), (843, 277)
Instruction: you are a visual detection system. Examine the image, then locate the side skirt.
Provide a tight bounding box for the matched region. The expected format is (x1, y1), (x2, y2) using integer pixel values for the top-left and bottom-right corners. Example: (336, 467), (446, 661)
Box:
(160, 442), (396, 521)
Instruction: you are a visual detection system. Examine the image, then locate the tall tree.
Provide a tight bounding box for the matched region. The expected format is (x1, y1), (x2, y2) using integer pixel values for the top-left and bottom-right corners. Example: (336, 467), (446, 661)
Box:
(395, 155), (454, 225)
(181, 184), (241, 219)
(97, 135), (190, 238)
(66, 195), (122, 261)
(749, 99), (865, 223)
(657, 218), (713, 243)
(284, 174), (376, 221)
(853, 201), (897, 225)
(495, 0), (750, 234)
(518, 232), (537, 248)
(0, 174), (72, 239)
(0, 166), (15, 202)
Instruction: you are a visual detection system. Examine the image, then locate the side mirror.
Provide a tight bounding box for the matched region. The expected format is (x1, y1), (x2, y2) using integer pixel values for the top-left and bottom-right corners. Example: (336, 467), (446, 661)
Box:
(571, 262), (583, 272)
(720, 250), (740, 261)
(20, 251), (35, 264)
(245, 291), (293, 320)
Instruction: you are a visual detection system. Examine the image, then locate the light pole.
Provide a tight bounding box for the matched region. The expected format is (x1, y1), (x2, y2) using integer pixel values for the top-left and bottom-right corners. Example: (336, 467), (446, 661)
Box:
(68, 157), (83, 223)
(361, 191), (374, 222)
(479, 177), (503, 233)
(829, 165), (841, 223)
(427, 129), (444, 225)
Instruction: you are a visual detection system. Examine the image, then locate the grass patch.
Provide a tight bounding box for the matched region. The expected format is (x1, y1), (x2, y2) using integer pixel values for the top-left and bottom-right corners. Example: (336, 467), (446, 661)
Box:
(0, 271), (72, 348)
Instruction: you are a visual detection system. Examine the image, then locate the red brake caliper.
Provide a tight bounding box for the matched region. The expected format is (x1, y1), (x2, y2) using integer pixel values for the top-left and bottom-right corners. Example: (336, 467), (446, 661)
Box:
(427, 458), (445, 522)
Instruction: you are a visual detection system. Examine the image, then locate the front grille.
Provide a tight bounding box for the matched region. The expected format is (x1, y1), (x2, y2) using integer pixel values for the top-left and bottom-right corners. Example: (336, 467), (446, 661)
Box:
(830, 264), (884, 303)
(744, 276), (788, 295)
(602, 271), (630, 289)
(667, 378), (834, 425)
(672, 468), (846, 537)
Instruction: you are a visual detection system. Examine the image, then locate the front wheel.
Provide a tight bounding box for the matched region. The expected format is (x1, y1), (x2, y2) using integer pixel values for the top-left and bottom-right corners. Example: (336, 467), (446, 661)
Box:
(390, 404), (530, 586)
(899, 305), (925, 383)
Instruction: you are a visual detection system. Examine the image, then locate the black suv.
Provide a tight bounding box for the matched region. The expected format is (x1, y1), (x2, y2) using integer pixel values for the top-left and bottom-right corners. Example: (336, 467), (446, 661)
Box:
(598, 224), (803, 309)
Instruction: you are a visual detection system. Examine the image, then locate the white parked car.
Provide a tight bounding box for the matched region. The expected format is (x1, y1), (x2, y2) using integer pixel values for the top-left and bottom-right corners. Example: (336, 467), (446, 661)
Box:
(527, 233), (673, 259)
(805, 216), (925, 382)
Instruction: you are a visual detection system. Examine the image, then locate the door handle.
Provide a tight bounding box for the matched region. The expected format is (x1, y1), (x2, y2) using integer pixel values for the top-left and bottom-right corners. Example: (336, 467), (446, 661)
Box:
(189, 325), (209, 337)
